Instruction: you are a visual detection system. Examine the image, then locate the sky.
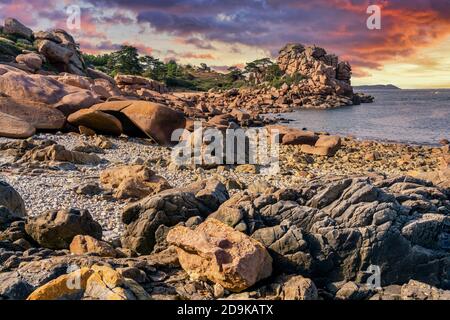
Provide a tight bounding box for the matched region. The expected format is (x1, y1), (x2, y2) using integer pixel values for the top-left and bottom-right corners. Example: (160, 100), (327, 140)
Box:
(1, 0), (450, 88)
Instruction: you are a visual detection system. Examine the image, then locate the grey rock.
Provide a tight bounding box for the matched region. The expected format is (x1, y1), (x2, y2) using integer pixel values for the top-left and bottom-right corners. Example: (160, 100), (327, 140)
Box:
(0, 181), (26, 218)
(3, 18), (33, 39)
(121, 179), (229, 255)
(25, 208), (102, 249)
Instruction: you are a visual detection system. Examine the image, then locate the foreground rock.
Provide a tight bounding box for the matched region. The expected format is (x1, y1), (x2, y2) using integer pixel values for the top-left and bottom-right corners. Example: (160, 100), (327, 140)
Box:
(167, 218), (272, 292)
(25, 209), (102, 249)
(372, 280), (450, 300)
(212, 176), (450, 288)
(121, 179), (229, 254)
(91, 101), (186, 145)
(27, 264), (149, 300)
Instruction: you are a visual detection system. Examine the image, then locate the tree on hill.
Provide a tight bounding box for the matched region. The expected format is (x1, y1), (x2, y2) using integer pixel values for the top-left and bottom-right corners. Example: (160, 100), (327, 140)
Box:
(244, 58), (275, 84)
(107, 45), (143, 76)
(227, 66), (245, 82)
(199, 63), (211, 72)
(140, 55), (167, 81)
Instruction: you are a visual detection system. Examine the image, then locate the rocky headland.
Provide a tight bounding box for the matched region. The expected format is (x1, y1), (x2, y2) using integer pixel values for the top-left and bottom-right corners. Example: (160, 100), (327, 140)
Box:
(0, 18), (449, 301)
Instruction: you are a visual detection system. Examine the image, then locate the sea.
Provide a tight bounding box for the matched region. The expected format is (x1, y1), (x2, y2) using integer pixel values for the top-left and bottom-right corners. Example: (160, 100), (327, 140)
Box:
(277, 89), (450, 146)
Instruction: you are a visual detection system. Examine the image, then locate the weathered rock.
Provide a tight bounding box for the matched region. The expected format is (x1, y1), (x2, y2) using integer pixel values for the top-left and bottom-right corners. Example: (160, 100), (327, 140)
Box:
(0, 181), (26, 218)
(91, 101), (186, 145)
(21, 144), (102, 165)
(267, 125), (318, 146)
(15, 53), (43, 70)
(372, 280), (450, 300)
(67, 109), (123, 136)
(246, 176), (450, 288)
(335, 281), (371, 300)
(0, 271), (33, 300)
(121, 179), (229, 254)
(301, 135), (341, 156)
(27, 267), (93, 300)
(69, 235), (116, 257)
(0, 65), (98, 115)
(3, 18), (33, 39)
(100, 165), (171, 199)
(0, 111), (35, 138)
(167, 218), (272, 292)
(0, 96), (65, 130)
(84, 265), (150, 300)
(25, 209), (102, 249)
(120, 102), (186, 145)
(281, 275), (318, 300)
(37, 39), (73, 64)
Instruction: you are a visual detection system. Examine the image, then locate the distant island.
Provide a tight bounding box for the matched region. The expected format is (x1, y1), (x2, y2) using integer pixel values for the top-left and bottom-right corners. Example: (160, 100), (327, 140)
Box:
(353, 84), (401, 90)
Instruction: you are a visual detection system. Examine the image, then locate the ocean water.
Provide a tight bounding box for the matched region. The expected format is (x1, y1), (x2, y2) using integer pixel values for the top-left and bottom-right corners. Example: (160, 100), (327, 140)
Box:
(277, 89), (450, 146)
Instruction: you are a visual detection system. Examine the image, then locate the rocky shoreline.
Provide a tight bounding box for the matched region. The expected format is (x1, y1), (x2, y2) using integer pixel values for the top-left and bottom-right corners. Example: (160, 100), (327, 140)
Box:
(0, 17), (449, 301)
(1, 131), (449, 300)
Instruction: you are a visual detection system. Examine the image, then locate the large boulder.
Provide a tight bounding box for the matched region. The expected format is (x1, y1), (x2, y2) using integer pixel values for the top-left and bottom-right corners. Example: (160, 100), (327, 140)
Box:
(121, 179), (229, 254)
(15, 53), (43, 71)
(25, 209), (102, 249)
(67, 109), (123, 136)
(99, 165), (171, 199)
(0, 181), (26, 218)
(0, 96), (66, 130)
(167, 218), (273, 292)
(3, 18), (33, 39)
(37, 39), (73, 64)
(91, 101), (186, 145)
(0, 111), (35, 138)
(0, 65), (99, 117)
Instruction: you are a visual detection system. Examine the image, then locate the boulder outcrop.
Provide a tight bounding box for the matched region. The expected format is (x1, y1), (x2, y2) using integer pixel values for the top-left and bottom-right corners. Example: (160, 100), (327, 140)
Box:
(121, 179), (229, 254)
(167, 218), (273, 292)
(25, 209), (102, 249)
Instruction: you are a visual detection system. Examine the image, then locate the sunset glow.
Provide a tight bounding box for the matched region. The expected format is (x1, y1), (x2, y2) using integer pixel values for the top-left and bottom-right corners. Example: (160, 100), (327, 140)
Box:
(1, 0), (449, 88)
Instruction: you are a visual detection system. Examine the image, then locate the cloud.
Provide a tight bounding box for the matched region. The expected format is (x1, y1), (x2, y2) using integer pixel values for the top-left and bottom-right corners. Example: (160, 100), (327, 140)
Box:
(1, 0), (450, 80)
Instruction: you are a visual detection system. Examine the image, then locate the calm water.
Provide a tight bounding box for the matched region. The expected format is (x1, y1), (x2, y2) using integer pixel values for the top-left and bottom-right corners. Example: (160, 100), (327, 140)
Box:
(277, 89), (450, 146)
